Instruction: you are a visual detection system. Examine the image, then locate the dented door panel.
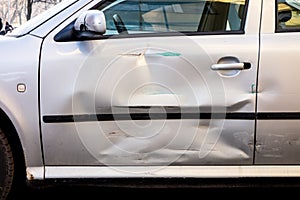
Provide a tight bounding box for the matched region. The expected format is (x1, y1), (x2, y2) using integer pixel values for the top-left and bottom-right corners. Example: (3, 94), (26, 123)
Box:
(41, 34), (258, 165)
(40, 0), (259, 166)
(42, 119), (253, 165)
(93, 120), (254, 165)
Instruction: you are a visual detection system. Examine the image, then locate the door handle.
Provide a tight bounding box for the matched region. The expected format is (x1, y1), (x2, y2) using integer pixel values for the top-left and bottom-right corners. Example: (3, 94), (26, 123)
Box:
(211, 62), (251, 71)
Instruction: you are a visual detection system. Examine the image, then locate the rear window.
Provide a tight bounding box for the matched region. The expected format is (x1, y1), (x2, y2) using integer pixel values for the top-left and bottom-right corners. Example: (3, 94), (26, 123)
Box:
(277, 0), (300, 32)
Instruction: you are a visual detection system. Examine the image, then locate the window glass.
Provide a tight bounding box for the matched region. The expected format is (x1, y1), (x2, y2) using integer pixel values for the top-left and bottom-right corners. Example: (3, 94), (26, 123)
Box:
(277, 0), (300, 31)
(98, 0), (247, 35)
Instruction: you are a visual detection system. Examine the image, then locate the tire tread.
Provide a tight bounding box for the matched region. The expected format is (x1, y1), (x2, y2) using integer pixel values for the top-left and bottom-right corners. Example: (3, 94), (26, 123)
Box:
(0, 129), (14, 200)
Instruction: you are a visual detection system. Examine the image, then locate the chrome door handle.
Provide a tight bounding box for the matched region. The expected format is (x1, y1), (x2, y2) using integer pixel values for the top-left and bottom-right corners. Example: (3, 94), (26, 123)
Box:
(211, 62), (251, 71)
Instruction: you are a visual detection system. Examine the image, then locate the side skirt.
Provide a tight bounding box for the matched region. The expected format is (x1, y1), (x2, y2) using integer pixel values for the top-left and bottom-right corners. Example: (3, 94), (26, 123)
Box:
(27, 166), (300, 180)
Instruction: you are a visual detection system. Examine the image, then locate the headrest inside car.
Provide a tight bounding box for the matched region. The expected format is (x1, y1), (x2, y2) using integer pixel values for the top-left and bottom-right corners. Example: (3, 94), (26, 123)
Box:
(278, 10), (292, 22)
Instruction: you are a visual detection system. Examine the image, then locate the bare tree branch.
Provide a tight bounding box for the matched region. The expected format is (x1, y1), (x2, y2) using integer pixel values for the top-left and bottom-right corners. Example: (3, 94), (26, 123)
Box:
(0, 0), (62, 26)
(26, 0), (33, 20)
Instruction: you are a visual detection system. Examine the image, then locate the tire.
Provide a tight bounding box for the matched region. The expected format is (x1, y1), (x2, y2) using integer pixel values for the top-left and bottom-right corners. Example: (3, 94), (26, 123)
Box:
(0, 129), (14, 200)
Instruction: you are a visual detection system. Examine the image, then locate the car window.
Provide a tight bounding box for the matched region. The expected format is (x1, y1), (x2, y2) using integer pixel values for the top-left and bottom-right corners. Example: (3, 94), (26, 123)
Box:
(277, 0), (300, 31)
(97, 0), (247, 35)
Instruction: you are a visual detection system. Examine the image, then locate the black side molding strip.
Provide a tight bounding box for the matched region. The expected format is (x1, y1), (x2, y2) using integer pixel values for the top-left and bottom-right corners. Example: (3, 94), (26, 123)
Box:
(43, 112), (257, 123)
(43, 112), (300, 123)
(257, 112), (300, 120)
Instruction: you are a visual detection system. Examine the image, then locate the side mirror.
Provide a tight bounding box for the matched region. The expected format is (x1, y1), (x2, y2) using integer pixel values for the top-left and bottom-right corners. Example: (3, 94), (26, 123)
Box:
(74, 10), (106, 35)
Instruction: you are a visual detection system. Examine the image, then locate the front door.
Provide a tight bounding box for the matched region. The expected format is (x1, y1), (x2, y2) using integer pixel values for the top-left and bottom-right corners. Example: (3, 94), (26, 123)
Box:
(40, 0), (260, 166)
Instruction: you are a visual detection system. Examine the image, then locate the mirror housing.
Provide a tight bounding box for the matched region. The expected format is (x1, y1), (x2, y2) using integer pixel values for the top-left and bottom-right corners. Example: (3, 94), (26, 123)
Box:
(74, 10), (106, 34)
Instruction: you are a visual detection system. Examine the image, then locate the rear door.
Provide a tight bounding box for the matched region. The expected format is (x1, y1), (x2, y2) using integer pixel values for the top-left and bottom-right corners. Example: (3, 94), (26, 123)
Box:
(257, 0), (300, 164)
(40, 0), (260, 166)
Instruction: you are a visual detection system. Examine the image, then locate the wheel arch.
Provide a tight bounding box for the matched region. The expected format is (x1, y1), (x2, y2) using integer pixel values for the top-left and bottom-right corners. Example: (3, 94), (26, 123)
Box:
(0, 108), (26, 179)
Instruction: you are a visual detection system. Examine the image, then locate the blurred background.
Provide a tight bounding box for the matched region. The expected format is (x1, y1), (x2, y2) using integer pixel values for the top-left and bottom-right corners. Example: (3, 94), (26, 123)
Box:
(0, 0), (63, 28)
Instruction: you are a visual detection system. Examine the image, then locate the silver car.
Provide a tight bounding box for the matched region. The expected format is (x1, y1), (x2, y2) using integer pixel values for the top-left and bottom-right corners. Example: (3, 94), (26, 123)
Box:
(1, 0), (300, 199)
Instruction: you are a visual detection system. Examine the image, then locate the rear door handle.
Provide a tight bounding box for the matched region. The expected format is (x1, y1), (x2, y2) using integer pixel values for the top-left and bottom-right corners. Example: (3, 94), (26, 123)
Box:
(211, 62), (251, 71)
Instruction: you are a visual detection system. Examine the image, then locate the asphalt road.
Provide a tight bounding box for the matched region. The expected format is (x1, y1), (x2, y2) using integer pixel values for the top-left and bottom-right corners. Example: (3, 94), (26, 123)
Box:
(15, 178), (300, 199)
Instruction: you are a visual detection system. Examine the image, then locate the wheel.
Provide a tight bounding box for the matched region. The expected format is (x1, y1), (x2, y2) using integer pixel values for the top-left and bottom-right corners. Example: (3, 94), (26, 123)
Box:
(0, 129), (14, 200)
(113, 14), (128, 34)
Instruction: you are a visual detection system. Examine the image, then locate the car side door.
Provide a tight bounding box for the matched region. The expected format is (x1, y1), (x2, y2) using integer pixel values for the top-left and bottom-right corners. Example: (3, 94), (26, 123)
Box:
(256, 0), (300, 164)
(40, 0), (260, 166)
